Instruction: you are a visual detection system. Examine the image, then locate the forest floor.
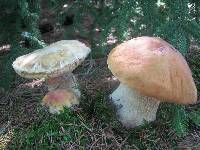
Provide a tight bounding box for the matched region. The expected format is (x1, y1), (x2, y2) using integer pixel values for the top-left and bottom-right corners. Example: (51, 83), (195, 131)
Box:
(1, 2), (200, 149)
(1, 49), (200, 149)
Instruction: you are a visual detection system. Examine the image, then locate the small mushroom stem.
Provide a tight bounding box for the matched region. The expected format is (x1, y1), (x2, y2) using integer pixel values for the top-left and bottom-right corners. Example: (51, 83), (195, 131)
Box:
(110, 83), (160, 128)
(46, 73), (81, 98)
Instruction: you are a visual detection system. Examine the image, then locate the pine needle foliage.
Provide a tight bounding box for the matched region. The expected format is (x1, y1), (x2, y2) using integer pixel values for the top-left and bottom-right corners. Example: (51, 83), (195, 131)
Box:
(52, 0), (200, 56)
(170, 105), (189, 136)
(188, 107), (200, 126)
(0, 0), (44, 90)
(189, 0), (200, 22)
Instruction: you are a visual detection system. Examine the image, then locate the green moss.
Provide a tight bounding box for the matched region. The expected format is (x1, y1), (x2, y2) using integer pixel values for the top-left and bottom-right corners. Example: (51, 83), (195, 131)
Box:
(9, 109), (90, 149)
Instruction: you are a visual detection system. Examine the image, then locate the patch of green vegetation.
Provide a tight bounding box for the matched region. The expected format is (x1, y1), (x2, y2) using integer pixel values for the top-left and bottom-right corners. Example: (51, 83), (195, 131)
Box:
(187, 51), (200, 93)
(8, 109), (90, 149)
(81, 91), (116, 123)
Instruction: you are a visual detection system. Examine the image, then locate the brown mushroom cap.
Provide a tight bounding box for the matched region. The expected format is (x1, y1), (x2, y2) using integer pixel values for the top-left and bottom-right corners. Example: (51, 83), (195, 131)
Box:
(42, 89), (79, 112)
(12, 40), (91, 79)
(107, 36), (197, 104)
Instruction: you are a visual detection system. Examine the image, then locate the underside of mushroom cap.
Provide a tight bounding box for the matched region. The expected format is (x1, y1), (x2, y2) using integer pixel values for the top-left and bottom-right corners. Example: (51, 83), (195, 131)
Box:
(107, 36), (197, 104)
(12, 40), (91, 79)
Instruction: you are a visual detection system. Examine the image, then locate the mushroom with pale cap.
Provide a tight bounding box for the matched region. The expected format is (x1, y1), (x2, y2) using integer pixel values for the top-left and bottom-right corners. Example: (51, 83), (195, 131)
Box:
(107, 36), (197, 128)
(12, 40), (91, 112)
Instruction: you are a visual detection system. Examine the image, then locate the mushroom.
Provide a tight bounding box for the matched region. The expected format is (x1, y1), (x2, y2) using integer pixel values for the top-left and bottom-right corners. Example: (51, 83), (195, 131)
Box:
(42, 89), (79, 114)
(12, 40), (91, 112)
(107, 36), (197, 128)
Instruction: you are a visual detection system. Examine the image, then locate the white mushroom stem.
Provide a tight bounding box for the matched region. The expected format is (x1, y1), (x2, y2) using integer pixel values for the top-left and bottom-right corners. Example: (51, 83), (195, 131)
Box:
(110, 83), (160, 128)
(46, 73), (81, 98)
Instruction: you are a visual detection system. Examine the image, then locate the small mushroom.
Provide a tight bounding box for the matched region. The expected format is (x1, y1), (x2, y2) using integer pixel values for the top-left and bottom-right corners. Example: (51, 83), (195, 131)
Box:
(107, 36), (197, 128)
(42, 89), (79, 114)
(12, 40), (91, 112)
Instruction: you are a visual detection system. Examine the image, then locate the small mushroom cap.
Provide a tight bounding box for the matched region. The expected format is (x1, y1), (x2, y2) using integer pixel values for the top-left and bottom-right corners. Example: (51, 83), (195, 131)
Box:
(42, 89), (79, 114)
(12, 40), (91, 79)
(107, 36), (197, 104)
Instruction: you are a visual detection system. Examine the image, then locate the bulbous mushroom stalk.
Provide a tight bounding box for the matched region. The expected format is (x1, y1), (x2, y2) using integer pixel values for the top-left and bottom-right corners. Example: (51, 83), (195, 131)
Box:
(46, 73), (81, 98)
(42, 89), (79, 114)
(110, 83), (160, 128)
(107, 36), (197, 128)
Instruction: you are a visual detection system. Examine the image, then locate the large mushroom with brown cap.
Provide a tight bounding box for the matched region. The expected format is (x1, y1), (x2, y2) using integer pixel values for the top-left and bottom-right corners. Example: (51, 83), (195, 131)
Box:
(107, 36), (197, 128)
(12, 40), (91, 113)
